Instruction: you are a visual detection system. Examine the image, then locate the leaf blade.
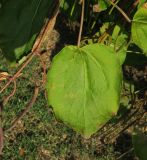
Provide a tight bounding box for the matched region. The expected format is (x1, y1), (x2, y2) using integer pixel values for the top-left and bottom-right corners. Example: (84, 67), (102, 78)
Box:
(46, 44), (122, 137)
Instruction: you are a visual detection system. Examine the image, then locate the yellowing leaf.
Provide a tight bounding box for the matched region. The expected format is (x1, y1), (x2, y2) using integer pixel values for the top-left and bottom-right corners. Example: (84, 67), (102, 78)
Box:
(0, 72), (9, 81)
(132, 5), (147, 55)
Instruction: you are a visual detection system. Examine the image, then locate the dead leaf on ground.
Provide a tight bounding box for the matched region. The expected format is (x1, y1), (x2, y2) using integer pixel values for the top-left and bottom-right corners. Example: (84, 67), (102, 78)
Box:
(0, 72), (9, 81)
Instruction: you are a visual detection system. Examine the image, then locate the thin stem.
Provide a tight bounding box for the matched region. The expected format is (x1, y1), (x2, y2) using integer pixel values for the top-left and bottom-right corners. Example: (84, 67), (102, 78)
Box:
(0, 53), (35, 94)
(117, 148), (134, 160)
(3, 80), (17, 106)
(5, 87), (39, 132)
(109, 0), (119, 15)
(107, 0), (131, 23)
(77, 0), (85, 47)
(70, 0), (77, 17)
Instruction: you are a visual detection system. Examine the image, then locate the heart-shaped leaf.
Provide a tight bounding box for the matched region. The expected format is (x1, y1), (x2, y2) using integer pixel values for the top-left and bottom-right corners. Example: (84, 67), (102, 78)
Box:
(132, 4), (147, 55)
(46, 44), (122, 138)
(0, 0), (55, 62)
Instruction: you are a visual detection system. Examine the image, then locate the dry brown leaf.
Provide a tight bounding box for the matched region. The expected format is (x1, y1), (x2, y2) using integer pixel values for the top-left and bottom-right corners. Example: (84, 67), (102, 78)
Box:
(0, 72), (9, 81)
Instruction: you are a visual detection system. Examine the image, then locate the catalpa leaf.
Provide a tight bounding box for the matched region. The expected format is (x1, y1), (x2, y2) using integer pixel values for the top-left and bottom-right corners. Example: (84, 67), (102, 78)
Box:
(0, 0), (55, 62)
(132, 4), (147, 55)
(46, 44), (122, 138)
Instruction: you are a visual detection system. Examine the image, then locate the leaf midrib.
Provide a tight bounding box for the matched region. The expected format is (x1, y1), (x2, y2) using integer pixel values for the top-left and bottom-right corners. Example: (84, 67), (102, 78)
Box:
(79, 50), (88, 133)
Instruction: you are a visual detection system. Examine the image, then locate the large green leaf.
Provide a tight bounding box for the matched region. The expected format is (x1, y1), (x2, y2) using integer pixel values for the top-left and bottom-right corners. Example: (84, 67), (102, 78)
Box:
(0, 0), (54, 62)
(46, 44), (122, 137)
(133, 130), (147, 160)
(132, 5), (147, 55)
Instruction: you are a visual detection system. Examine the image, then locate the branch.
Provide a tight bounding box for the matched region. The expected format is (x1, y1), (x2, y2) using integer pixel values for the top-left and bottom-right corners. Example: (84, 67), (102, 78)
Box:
(0, 53), (35, 94)
(107, 0), (131, 23)
(116, 148), (134, 160)
(5, 87), (39, 132)
(3, 80), (17, 106)
(32, 1), (60, 52)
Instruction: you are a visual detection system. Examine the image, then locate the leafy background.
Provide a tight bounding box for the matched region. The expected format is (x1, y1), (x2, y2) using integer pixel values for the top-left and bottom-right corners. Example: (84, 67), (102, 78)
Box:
(0, 0), (55, 62)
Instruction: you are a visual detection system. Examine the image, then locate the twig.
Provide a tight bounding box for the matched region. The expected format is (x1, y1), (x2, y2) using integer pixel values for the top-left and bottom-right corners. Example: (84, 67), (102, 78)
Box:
(109, 0), (119, 15)
(107, 0), (131, 23)
(0, 53), (35, 94)
(32, 1), (60, 52)
(5, 87), (39, 132)
(117, 148), (134, 160)
(95, 100), (146, 148)
(77, 0), (85, 47)
(128, 0), (139, 15)
(98, 24), (115, 43)
(3, 80), (17, 106)
(104, 104), (146, 144)
(98, 31), (109, 43)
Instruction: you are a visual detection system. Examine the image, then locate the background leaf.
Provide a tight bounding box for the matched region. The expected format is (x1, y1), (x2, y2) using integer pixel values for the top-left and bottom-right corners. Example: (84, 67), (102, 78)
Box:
(97, 0), (110, 12)
(111, 25), (128, 65)
(0, 0), (55, 62)
(46, 44), (122, 138)
(132, 4), (147, 55)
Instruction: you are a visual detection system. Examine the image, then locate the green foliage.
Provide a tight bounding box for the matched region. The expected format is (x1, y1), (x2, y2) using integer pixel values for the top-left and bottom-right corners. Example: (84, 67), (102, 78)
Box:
(133, 130), (147, 160)
(138, 0), (147, 8)
(59, 0), (118, 30)
(46, 44), (122, 137)
(132, 5), (147, 55)
(111, 25), (128, 65)
(0, 0), (54, 62)
(97, 0), (110, 11)
(60, 0), (81, 20)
